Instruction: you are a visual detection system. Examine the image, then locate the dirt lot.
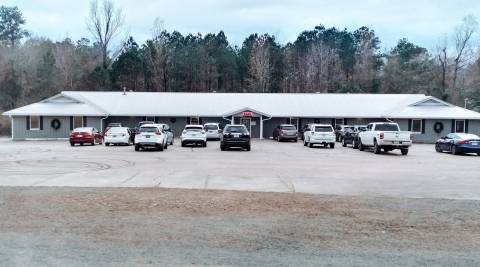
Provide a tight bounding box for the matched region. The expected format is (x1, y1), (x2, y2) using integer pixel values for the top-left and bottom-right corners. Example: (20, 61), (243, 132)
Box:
(1, 187), (480, 266)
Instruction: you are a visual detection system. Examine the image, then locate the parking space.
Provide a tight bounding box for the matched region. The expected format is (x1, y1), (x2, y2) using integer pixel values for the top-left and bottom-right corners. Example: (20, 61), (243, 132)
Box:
(0, 139), (479, 199)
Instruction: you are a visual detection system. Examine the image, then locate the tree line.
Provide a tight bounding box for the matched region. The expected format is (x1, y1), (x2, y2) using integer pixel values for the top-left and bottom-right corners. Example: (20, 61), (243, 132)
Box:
(1, 1), (480, 116)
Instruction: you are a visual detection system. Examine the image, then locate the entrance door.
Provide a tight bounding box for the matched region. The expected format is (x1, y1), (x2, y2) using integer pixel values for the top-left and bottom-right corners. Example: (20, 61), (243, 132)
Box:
(240, 117), (251, 133)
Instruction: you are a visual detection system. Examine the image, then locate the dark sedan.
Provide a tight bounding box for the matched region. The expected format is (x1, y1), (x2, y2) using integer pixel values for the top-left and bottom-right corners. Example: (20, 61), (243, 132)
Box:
(435, 133), (480, 155)
(342, 125), (366, 149)
(220, 124), (251, 151)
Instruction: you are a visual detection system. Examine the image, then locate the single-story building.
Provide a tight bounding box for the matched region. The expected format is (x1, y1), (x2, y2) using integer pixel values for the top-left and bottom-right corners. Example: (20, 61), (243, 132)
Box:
(3, 91), (480, 143)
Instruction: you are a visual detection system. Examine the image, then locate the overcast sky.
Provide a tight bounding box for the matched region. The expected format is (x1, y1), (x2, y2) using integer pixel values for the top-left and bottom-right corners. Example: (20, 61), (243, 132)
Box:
(5, 0), (480, 51)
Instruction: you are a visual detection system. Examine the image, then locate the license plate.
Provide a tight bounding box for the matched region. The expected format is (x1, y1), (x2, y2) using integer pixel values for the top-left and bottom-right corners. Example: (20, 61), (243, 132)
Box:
(112, 135), (117, 138)
(233, 133), (240, 137)
(472, 142), (479, 146)
(145, 135), (150, 138)
(76, 135), (82, 137)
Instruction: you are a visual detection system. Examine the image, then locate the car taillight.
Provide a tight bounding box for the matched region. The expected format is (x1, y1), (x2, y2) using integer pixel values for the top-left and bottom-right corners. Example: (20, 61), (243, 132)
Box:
(379, 132), (384, 139)
(155, 130), (161, 135)
(202, 130), (206, 134)
(458, 140), (469, 145)
(182, 130), (187, 134)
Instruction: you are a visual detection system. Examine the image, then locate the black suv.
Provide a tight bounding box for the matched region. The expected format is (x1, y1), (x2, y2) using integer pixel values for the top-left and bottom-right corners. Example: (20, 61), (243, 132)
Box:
(220, 124), (251, 151)
(342, 125), (367, 149)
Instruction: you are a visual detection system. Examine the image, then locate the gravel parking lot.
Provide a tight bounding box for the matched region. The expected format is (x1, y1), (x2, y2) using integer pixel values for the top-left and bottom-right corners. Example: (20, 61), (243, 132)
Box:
(0, 138), (479, 199)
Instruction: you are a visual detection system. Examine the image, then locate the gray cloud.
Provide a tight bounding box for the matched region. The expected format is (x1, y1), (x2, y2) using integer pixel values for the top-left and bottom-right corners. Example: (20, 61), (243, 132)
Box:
(5, 0), (479, 50)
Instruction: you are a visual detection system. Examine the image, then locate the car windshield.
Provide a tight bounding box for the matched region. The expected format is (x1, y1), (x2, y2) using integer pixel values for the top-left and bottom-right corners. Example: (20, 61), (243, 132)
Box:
(225, 126), (247, 133)
(281, 126), (296, 130)
(139, 121), (154, 126)
(374, 124), (399, 131)
(314, 126), (332, 132)
(204, 125), (218, 130)
(357, 126), (367, 131)
(186, 126), (203, 131)
(73, 127), (92, 133)
(107, 127), (127, 133)
(140, 127), (157, 133)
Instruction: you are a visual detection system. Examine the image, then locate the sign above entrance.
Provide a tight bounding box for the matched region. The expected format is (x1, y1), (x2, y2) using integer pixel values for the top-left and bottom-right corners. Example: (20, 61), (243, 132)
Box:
(242, 111), (253, 117)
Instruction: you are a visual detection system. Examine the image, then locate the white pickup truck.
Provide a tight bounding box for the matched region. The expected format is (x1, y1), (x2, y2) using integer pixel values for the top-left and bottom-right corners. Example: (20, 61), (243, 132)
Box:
(358, 122), (412, 155)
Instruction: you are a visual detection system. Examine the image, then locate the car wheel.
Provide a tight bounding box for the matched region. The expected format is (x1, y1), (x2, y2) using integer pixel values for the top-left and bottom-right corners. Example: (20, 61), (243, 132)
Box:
(246, 145), (251, 151)
(164, 142), (168, 149)
(135, 145), (140, 151)
(435, 144), (442, 152)
(203, 142), (207, 147)
(303, 139), (308, 146)
(181, 142), (185, 147)
(401, 148), (409, 155)
(330, 143), (335, 149)
(80, 143), (84, 146)
(309, 142), (313, 148)
(451, 145), (457, 155)
(294, 138), (298, 142)
(477, 152), (480, 156)
(158, 144), (164, 151)
(105, 142), (110, 146)
(70, 142), (75, 146)
(353, 140), (358, 149)
(358, 139), (364, 151)
(342, 139), (347, 147)
(374, 140), (381, 154)
(170, 140), (174, 145)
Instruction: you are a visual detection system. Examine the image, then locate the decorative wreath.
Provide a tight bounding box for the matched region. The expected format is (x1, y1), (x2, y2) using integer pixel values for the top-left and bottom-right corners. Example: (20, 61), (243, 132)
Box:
(433, 122), (443, 133)
(51, 118), (61, 130)
(170, 118), (176, 123)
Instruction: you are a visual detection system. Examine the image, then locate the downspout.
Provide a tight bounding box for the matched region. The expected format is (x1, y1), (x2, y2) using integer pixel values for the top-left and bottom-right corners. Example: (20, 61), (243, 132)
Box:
(9, 115), (13, 140)
(100, 115), (109, 132)
(222, 115), (233, 124)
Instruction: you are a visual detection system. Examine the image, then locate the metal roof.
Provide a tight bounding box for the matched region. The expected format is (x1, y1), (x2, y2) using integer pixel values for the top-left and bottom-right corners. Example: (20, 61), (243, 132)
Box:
(3, 91), (480, 120)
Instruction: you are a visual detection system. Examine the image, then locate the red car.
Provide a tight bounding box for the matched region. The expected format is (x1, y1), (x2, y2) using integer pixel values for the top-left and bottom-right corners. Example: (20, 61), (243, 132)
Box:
(69, 127), (103, 146)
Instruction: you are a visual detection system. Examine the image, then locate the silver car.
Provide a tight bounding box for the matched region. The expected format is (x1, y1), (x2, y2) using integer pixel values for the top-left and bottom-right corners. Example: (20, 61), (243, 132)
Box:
(204, 123), (221, 140)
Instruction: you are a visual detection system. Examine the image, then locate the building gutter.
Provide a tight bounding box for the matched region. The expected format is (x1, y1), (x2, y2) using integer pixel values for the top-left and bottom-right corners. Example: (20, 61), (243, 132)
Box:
(100, 115), (109, 131)
(9, 115), (13, 141)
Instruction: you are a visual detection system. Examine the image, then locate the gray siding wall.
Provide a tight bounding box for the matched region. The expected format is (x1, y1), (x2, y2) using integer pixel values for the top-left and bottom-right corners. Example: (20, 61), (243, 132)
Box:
(12, 116), (102, 140)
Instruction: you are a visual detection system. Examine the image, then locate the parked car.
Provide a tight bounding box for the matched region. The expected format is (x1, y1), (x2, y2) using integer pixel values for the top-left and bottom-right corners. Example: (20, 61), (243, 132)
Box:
(134, 124), (168, 151)
(273, 124), (298, 142)
(154, 123), (174, 145)
(181, 125), (207, 147)
(303, 124), (335, 148)
(103, 122), (122, 135)
(342, 125), (367, 148)
(104, 127), (133, 146)
(220, 124), (251, 151)
(204, 123), (222, 140)
(435, 133), (480, 155)
(358, 122), (412, 155)
(69, 127), (103, 146)
(335, 125), (354, 142)
(300, 124), (313, 141)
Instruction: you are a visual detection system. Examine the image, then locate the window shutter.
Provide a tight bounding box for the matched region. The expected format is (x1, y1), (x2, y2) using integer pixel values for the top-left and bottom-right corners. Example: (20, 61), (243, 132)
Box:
(331, 118), (335, 127)
(143, 116), (147, 121)
(421, 119), (426, 134)
(83, 116), (87, 127)
(408, 119), (412, 131)
(70, 116), (74, 130)
(40, 116), (44, 130)
(286, 118), (290, 124)
(465, 120), (469, 133)
(451, 120), (455, 132)
(344, 118), (348, 125)
(186, 117), (190, 124)
(298, 118), (302, 129)
(199, 117), (203, 125)
(26, 116), (30, 130)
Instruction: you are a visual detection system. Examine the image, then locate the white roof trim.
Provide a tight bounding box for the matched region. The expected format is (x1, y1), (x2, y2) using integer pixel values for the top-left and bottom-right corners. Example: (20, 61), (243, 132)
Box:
(409, 97), (452, 107)
(223, 107), (271, 117)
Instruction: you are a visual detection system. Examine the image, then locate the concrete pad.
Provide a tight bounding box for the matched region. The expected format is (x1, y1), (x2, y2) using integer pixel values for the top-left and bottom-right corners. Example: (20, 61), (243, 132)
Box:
(0, 139), (479, 199)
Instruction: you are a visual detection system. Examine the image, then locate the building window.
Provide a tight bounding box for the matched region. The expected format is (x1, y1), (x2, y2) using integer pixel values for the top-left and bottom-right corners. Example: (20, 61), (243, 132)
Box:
(335, 118), (344, 126)
(73, 116), (83, 128)
(190, 117), (199, 125)
(289, 118), (298, 128)
(455, 120), (465, 133)
(411, 119), (423, 133)
(30, 116), (40, 130)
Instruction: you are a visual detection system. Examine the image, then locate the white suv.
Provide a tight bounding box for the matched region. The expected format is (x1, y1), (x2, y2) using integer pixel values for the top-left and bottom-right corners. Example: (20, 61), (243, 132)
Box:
(204, 123), (221, 140)
(134, 124), (168, 151)
(303, 124), (335, 148)
(181, 125), (207, 147)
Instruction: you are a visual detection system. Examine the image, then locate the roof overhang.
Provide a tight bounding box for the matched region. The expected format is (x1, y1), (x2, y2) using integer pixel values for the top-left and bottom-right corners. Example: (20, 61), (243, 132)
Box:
(222, 107), (271, 118)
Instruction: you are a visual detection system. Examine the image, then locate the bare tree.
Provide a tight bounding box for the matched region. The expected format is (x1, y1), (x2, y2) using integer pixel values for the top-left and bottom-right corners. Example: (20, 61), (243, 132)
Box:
(86, 0), (124, 68)
(436, 36), (449, 98)
(452, 15), (478, 94)
(248, 36), (271, 92)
